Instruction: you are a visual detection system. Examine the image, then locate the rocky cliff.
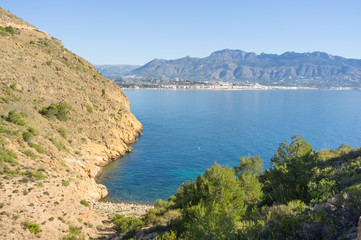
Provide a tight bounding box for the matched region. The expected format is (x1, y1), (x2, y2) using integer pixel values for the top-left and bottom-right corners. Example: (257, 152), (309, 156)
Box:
(0, 8), (142, 239)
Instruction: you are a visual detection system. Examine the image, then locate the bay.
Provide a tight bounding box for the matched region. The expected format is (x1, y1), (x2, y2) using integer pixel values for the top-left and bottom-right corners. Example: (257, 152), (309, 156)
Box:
(97, 90), (361, 204)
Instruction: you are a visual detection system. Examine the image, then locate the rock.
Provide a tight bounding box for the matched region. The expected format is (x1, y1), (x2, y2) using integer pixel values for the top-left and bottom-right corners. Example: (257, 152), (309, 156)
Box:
(327, 197), (337, 204)
(314, 204), (322, 211)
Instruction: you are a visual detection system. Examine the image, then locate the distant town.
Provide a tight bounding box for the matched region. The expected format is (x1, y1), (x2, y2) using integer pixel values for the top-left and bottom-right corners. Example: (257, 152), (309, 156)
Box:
(109, 76), (353, 90)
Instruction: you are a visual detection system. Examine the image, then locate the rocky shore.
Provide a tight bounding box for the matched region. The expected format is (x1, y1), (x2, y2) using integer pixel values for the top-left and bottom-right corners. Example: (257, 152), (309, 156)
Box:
(94, 201), (154, 217)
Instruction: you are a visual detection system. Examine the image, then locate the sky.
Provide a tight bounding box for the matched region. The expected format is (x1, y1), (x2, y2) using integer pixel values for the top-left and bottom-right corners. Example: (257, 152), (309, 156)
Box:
(1, 0), (361, 65)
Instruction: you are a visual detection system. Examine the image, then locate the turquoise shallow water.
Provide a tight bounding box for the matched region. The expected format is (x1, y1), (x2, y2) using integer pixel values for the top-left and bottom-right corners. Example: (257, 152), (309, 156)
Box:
(97, 90), (361, 204)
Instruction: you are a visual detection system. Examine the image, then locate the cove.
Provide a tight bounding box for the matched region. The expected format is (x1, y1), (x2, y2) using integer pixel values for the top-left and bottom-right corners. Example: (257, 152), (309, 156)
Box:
(97, 90), (361, 204)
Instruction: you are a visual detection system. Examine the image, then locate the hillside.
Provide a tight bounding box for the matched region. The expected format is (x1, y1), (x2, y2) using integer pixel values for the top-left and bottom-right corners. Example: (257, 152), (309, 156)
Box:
(127, 49), (361, 88)
(0, 8), (142, 239)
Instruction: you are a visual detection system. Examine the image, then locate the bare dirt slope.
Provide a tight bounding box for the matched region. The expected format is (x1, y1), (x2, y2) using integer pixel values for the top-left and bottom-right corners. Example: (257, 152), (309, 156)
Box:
(0, 8), (143, 239)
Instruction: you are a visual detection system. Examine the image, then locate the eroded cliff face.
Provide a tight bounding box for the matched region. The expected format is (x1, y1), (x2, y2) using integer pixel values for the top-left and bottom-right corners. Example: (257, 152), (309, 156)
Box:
(0, 8), (142, 239)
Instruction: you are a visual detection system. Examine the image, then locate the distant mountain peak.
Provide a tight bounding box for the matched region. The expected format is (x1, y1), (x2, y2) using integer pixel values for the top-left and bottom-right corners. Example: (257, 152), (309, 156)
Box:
(125, 49), (361, 88)
(94, 64), (140, 77)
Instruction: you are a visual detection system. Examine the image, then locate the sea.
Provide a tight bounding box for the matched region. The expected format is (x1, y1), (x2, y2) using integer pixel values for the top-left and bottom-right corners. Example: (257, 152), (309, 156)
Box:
(97, 89), (361, 204)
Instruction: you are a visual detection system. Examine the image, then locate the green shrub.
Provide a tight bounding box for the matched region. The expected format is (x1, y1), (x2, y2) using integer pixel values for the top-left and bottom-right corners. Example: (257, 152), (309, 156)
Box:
(10, 83), (17, 90)
(62, 180), (70, 186)
(349, 158), (361, 171)
(143, 207), (181, 226)
(235, 155), (264, 205)
(237, 218), (266, 240)
(20, 112), (28, 118)
(184, 202), (240, 239)
(262, 200), (336, 239)
(262, 135), (318, 204)
(23, 220), (42, 234)
(338, 183), (361, 224)
(27, 127), (39, 136)
(62, 225), (84, 240)
(308, 179), (337, 205)
(5, 26), (15, 34)
(143, 209), (162, 226)
(62, 235), (84, 240)
(0, 126), (18, 135)
(74, 151), (82, 156)
(157, 230), (177, 240)
(86, 104), (93, 113)
(24, 150), (37, 160)
(28, 143), (45, 154)
(175, 163), (245, 211)
(0, 147), (18, 164)
(155, 199), (173, 210)
(69, 225), (82, 235)
(174, 163), (246, 239)
(22, 131), (33, 142)
(57, 127), (67, 138)
(0, 26), (8, 36)
(24, 170), (46, 180)
(0, 166), (20, 176)
(112, 214), (145, 237)
(0, 97), (9, 103)
(40, 102), (71, 121)
(49, 137), (69, 152)
(6, 110), (25, 126)
(80, 200), (89, 207)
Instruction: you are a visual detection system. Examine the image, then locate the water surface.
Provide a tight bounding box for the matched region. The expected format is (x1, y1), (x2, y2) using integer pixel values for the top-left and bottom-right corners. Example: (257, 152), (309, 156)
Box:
(98, 90), (361, 203)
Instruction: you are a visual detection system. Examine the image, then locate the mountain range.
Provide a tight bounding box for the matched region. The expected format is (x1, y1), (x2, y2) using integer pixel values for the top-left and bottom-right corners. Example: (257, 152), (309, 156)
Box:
(96, 49), (361, 88)
(94, 64), (139, 77)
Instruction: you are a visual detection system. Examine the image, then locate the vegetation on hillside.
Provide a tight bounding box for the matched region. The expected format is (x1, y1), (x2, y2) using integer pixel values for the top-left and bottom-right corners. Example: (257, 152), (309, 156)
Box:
(112, 135), (361, 239)
(39, 102), (71, 121)
(0, 7), (143, 239)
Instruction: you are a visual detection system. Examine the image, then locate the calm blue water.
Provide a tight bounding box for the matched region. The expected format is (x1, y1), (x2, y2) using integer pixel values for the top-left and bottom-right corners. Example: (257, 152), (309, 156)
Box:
(97, 90), (361, 204)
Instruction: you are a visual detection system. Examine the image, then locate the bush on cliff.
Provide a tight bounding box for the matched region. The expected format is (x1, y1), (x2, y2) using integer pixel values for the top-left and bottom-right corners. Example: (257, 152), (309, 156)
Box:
(173, 163), (247, 239)
(338, 183), (361, 223)
(235, 155), (264, 205)
(112, 214), (145, 238)
(40, 102), (71, 121)
(261, 134), (318, 204)
(6, 110), (25, 126)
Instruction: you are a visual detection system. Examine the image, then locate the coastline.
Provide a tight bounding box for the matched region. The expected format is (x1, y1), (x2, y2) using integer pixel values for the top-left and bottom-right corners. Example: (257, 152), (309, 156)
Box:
(94, 201), (154, 217)
(121, 86), (359, 91)
(94, 135), (155, 211)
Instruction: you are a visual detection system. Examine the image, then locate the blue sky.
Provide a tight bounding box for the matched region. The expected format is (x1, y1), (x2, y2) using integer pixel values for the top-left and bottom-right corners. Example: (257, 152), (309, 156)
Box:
(1, 0), (361, 65)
